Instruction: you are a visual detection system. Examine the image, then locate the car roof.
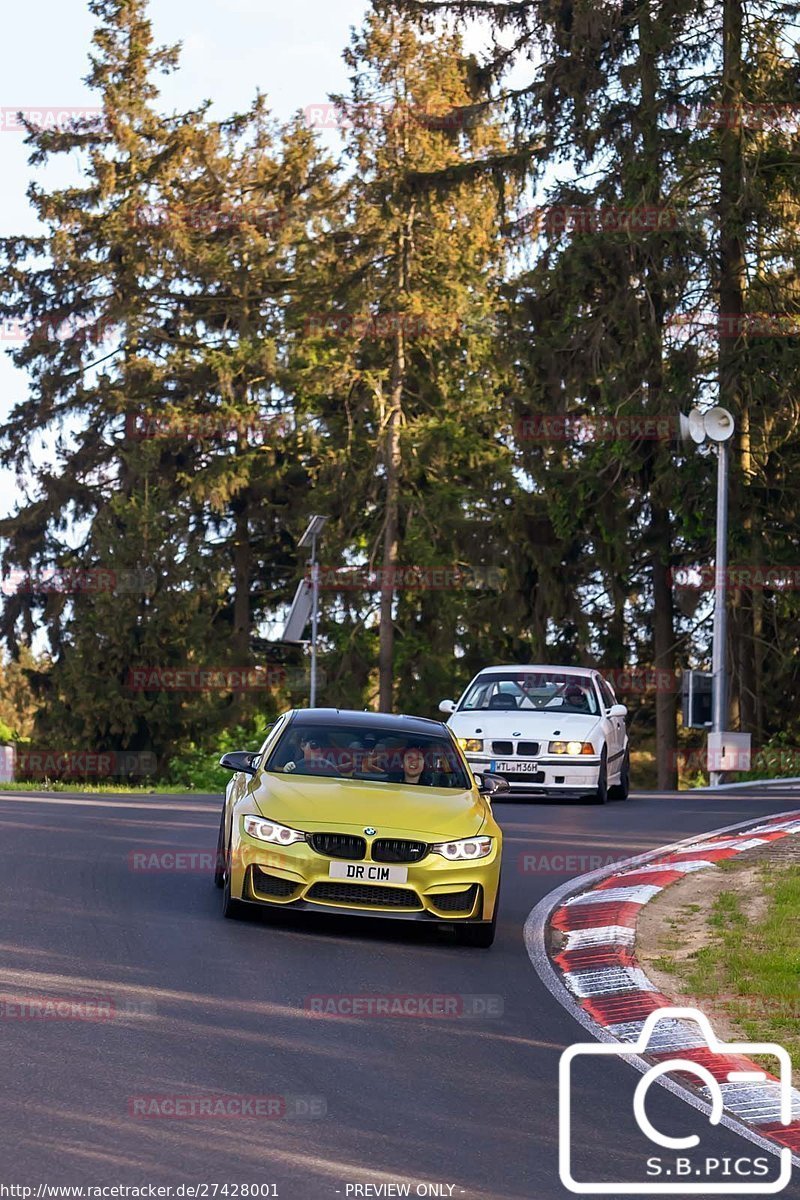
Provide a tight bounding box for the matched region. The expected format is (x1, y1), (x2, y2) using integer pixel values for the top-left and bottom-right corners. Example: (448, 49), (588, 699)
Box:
(288, 708), (449, 736)
(470, 664), (598, 678)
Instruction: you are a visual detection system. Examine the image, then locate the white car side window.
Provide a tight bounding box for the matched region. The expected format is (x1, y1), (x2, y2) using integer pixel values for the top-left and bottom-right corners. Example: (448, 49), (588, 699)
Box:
(598, 679), (616, 709)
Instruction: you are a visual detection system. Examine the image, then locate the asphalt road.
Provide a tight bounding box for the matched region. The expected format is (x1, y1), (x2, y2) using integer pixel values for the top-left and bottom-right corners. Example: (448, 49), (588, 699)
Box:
(1, 785), (799, 1199)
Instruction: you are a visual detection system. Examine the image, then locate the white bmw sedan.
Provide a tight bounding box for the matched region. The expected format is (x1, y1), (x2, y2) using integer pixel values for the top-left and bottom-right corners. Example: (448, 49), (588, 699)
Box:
(439, 665), (629, 803)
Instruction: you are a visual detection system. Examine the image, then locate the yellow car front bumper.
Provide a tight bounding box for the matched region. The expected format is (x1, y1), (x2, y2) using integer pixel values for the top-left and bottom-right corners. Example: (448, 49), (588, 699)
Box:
(229, 821), (501, 922)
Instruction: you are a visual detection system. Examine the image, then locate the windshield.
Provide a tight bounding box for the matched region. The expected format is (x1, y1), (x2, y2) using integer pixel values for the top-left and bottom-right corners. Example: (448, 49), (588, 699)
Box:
(459, 671), (600, 716)
(265, 723), (471, 789)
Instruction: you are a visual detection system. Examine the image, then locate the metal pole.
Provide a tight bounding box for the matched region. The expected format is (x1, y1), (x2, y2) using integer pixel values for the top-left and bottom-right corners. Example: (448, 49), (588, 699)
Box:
(309, 532), (320, 708)
(710, 440), (729, 786)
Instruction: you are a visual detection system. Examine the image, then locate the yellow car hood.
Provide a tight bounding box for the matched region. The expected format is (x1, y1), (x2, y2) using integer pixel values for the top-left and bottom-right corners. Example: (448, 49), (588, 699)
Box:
(252, 772), (488, 839)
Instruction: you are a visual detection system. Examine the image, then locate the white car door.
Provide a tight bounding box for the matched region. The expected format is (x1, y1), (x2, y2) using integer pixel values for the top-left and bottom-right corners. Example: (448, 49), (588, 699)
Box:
(595, 674), (624, 776)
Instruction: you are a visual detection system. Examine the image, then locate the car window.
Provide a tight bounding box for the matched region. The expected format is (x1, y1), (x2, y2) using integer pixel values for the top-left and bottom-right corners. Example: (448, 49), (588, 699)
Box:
(264, 723), (471, 789)
(598, 678), (616, 709)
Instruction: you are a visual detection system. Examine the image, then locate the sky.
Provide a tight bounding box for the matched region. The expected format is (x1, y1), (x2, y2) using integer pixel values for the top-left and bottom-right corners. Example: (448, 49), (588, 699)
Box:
(0, 0), (376, 514)
(0, 1), (522, 531)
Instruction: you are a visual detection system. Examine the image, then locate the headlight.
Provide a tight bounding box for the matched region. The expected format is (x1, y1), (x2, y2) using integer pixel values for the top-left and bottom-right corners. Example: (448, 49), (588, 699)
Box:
(431, 835), (493, 860)
(549, 740), (595, 755)
(243, 815), (306, 845)
(458, 738), (484, 752)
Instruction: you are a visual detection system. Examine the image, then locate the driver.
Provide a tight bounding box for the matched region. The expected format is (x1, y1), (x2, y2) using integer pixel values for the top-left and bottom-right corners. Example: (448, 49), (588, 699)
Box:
(564, 684), (591, 712)
(290, 733), (334, 774)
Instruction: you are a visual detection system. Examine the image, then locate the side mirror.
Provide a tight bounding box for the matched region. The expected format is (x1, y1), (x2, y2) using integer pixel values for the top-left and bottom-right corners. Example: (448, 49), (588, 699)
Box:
(474, 771), (510, 796)
(608, 704), (627, 718)
(219, 750), (260, 776)
(439, 699), (456, 715)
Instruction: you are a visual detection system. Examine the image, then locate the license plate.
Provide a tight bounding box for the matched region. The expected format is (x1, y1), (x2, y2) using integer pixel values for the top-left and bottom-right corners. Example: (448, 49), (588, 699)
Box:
(328, 861), (408, 884)
(493, 760), (539, 773)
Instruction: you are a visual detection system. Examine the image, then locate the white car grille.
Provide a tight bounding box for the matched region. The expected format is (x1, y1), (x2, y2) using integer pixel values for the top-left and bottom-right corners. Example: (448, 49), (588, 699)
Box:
(489, 740), (540, 756)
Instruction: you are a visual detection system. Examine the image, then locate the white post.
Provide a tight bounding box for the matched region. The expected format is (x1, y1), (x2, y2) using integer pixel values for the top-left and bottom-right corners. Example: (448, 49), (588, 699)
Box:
(710, 440), (729, 786)
(309, 533), (320, 708)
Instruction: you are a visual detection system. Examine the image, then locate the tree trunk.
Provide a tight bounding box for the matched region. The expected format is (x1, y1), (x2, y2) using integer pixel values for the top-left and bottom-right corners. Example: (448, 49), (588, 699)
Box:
(230, 487), (251, 720)
(378, 357), (402, 711)
(232, 492), (251, 665)
(639, 2), (677, 789)
(652, 502), (677, 788)
(377, 159), (413, 710)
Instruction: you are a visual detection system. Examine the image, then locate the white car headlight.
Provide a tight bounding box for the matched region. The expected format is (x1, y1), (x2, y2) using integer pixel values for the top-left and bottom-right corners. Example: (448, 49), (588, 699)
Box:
(243, 815), (306, 846)
(458, 738), (484, 752)
(431, 835), (493, 861)
(549, 740), (595, 755)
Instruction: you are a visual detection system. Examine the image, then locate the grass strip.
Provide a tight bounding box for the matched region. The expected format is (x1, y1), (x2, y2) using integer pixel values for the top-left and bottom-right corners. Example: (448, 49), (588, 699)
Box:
(680, 860), (800, 1065)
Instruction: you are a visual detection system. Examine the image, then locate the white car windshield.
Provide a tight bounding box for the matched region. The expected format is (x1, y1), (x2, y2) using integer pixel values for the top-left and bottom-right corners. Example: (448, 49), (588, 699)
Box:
(459, 671), (600, 715)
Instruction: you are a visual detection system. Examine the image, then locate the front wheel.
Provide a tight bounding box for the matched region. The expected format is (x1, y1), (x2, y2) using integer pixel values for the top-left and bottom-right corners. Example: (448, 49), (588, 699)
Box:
(213, 807), (226, 888)
(592, 751), (609, 805)
(456, 889), (498, 948)
(221, 822), (247, 919)
(222, 869), (247, 920)
(609, 750), (630, 801)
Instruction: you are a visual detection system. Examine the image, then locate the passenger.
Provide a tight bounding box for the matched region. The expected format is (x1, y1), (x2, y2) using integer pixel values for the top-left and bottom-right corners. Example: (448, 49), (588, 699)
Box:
(338, 740), (364, 776)
(390, 745), (434, 786)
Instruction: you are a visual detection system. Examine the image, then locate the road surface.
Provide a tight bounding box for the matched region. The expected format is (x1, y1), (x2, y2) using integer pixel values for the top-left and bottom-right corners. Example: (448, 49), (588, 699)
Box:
(1, 785), (799, 1199)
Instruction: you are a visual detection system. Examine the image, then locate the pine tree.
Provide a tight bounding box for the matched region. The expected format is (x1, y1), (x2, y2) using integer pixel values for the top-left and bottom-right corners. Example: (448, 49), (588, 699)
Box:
(0, 0), (338, 761)
(290, 10), (516, 712)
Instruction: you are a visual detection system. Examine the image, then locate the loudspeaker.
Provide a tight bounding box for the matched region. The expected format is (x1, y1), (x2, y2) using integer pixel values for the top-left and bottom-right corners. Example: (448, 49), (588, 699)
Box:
(688, 409), (706, 444)
(703, 406), (735, 443)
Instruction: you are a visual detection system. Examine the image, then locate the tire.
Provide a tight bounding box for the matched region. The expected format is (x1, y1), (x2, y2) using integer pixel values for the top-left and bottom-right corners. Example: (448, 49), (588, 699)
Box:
(609, 750), (630, 801)
(592, 750), (609, 805)
(221, 820), (247, 919)
(456, 887), (498, 948)
(213, 807), (226, 888)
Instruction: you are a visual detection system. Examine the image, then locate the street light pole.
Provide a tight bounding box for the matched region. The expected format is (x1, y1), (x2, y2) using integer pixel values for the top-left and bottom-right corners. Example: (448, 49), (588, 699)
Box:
(709, 439), (730, 787)
(309, 531), (320, 708)
(296, 514), (328, 710)
(681, 406), (734, 787)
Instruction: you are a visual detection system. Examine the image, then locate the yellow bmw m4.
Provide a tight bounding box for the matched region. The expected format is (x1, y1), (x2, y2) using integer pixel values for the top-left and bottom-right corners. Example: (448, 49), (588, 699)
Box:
(215, 709), (505, 947)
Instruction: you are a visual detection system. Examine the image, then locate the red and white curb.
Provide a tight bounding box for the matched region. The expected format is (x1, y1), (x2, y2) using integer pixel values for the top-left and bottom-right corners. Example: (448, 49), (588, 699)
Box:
(524, 809), (800, 1165)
